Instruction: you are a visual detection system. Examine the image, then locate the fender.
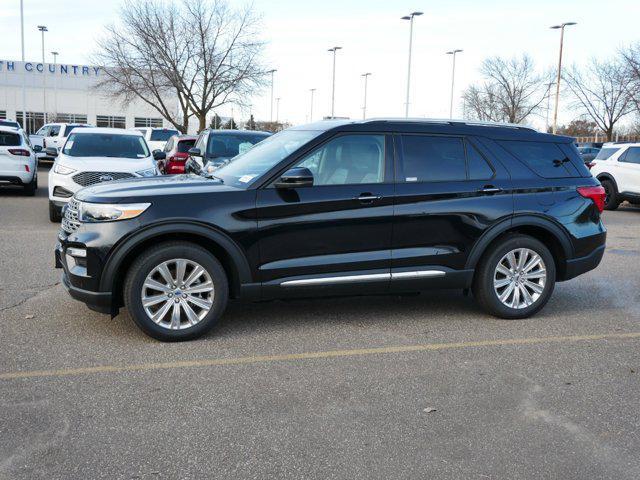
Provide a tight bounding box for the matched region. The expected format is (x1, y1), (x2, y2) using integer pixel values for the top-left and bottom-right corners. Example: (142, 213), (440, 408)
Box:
(464, 214), (574, 270)
(99, 221), (253, 292)
(595, 172), (618, 191)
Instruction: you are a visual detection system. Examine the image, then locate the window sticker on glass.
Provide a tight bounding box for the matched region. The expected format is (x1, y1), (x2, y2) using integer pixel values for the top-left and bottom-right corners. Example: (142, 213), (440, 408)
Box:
(137, 154), (146, 158)
(238, 174), (257, 183)
(406, 177), (418, 182)
(238, 142), (253, 155)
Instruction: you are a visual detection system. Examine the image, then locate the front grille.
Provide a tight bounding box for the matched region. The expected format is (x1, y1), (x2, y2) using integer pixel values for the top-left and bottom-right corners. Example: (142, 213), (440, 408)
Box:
(61, 198), (81, 234)
(72, 171), (135, 187)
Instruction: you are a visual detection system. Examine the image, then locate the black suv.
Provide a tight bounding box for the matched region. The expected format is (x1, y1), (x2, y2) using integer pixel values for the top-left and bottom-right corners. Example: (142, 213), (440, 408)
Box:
(55, 119), (606, 341)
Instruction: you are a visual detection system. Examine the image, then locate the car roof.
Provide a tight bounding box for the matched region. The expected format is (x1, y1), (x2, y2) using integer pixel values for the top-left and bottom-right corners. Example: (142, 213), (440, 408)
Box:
(288, 117), (574, 143)
(602, 142), (640, 148)
(0, 125), (22, 134)
(174, 135), (197, 140)
(208, 129), (271, 136)
(71, 127), (144, 136)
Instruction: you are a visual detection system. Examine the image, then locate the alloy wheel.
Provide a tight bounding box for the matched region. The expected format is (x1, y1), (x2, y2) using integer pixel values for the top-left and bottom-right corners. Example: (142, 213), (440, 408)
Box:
(141, 259), (214, 330)
(493, 248), (547, 309)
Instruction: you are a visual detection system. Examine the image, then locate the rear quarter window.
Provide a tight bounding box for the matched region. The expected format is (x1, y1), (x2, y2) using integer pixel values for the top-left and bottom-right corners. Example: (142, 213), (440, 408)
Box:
(0, 132), (21, 146)
(498, 140), (579, 178)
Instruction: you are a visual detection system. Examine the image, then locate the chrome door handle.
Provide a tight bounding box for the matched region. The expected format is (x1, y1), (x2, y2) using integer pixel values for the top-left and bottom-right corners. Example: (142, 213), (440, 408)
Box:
(478, 186), (502, 194)
(356, 194), (382, 202)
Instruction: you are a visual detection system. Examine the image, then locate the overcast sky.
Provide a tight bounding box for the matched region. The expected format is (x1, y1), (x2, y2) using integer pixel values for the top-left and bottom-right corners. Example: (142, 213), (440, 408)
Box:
(1, 0), (639, 129)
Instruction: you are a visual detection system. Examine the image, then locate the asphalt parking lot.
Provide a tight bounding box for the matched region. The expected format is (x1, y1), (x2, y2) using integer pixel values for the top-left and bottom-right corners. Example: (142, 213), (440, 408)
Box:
(1, 166), (639, 480)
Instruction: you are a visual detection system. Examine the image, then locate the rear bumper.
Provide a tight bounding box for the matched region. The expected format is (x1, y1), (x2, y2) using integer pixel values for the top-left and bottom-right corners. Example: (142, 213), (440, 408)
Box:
(0, 175), (29, 185)
(562, 244), (606, 281)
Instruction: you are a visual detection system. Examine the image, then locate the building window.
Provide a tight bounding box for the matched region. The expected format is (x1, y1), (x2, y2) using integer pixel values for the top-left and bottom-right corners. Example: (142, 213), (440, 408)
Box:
(51, 113), (89, 124)
(16, 111), (46, 135)
(134, 117), (163, 128)
(0, 110), (6, 120)
(96, 115), (126, 129)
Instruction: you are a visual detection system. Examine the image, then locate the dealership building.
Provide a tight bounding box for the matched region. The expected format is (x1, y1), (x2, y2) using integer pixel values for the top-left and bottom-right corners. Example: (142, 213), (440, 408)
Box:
(0, 59), (175, 134)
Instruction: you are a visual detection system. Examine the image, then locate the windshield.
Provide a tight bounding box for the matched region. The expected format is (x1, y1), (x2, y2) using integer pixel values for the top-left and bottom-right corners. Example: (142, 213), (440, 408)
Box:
(150, 130), (179, 141)
(63, 133), (150, 158)
(595, 147), (619, 160)
(207, 133), (270, 159)
(213, 130), (321, 187)
(177, 139), (196, 153)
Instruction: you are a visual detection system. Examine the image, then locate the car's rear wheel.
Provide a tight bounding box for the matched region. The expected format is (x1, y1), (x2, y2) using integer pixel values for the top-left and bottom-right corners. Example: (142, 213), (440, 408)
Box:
(48, 201), (62, 222)
(124, 241), (228, 341)
(601, 179), (619, 210)
(472, 234), (556, 319)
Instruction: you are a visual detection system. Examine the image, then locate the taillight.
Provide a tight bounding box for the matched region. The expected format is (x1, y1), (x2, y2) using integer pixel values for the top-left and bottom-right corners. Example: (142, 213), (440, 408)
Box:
(8, 148), (30, 157)
(24, 165), (30, 172)
(577, 186), (606, 213)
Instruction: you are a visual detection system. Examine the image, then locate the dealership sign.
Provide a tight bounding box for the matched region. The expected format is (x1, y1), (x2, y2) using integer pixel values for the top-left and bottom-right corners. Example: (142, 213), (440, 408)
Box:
(0, 60), (100, 76)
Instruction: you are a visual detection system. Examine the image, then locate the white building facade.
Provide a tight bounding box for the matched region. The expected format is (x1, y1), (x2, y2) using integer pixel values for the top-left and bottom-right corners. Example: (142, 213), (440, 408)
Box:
(0, 59), (174, 134)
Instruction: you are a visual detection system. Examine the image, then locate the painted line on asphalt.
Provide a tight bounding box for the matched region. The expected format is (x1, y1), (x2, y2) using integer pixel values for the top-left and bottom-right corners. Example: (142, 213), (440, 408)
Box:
(2, 331), (639, 381)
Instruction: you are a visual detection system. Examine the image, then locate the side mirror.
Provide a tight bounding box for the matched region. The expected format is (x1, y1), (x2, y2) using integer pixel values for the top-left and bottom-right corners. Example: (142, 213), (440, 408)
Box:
(188, 147), (202, 157)
(184, 157), (202, 175)
(33, 145), (42, 153)
(45, 147), (58, 157)
(275, 167), (314, 189)
(153, 150), (166, 161)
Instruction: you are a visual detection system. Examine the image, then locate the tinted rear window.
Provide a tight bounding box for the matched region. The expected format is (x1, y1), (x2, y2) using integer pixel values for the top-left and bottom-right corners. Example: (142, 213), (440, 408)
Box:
(177, 139), (196, 153)
(498, 140), (578, 178)
(0, 120), (20, 129)
(595, 147), (619, 160)
(64, 125), (89, 136)
(400, 135), (467, 182)
(62, 133), (149, 158)
(150, 130), (179, 141)
(206, 133), (270, 158)
(0, 132), (21, 146)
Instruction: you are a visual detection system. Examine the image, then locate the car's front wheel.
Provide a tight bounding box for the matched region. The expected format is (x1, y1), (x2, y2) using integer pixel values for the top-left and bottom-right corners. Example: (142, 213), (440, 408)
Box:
(124, 242), (229, 341)
(472, 234), (556, 319)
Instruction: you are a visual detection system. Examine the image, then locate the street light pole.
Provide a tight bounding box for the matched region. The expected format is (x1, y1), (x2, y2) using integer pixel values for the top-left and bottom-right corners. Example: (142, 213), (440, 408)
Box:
(309, 88), (316, 122)
(51, 51), (59, 116)
(37, 25), (48, 123)
(545, 82), (555, 133)
(267, 69), (277, 122)
(401, 12), (422, 117)
(446, 49), (463, 119)
(20, 0), (26, 130)
(361, 73), (371, 119)
(550, 22), (576, 135)
(275, 97), (280, 123)
(327, 46), (342, 118)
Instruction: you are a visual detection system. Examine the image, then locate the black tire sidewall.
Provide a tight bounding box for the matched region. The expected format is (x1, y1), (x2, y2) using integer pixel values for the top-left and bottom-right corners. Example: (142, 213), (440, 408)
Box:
(48, 201), (61, 222)
(125, 243), (228, 341)
(601, 180), (619, 210)
(473, 235), (556, 319)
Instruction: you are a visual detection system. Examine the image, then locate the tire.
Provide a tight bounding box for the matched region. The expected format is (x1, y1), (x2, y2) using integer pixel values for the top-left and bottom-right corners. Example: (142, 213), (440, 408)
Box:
(601, 179), (619, 211)
(49, 201), (62, 222)
(23, 175), (36, 196)
(124, 241), (229, 341)
(472, 234), (556, 319)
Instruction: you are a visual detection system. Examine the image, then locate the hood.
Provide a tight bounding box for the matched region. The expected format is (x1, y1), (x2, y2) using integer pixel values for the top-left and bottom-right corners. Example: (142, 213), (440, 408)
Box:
(75, 174), (242, 203)
(57, 154), (154, 172)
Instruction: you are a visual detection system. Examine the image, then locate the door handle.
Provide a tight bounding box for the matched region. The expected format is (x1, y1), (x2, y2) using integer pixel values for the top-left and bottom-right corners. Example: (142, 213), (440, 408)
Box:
(478, 186), (502, 195)
(355, 194), (382, 203)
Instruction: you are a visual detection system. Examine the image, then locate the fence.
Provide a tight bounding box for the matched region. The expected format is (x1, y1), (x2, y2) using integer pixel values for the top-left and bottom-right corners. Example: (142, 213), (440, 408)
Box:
(575, 134), (640, 144)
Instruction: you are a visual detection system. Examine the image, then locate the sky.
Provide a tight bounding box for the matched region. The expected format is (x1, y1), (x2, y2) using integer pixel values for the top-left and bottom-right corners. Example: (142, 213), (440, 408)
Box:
(1, 0), (639, 129)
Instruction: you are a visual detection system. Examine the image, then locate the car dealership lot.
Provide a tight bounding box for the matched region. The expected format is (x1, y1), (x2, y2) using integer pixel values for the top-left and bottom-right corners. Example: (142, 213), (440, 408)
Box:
(1, 168), (640, 479)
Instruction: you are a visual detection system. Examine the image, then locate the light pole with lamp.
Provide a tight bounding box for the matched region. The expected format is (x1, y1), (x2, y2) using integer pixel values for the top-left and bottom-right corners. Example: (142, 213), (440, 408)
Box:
(37, 25), (48, 123)
(446, 49), (463, 119)
(309, 88), (316, 122)
(267, 69), (277, 122)
(401, 11), (423, 117)
(550, 22), (576, 134)
(327, 46), (342, 117)
(51, 51), (59, 116)
(19, 0), (26, 131)
(275, 97), (281, 124)
(361, 73), (371, 119)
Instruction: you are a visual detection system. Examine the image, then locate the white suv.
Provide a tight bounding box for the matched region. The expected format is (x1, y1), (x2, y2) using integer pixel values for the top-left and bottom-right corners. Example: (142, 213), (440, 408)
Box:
(590, 143), (640, 210)
(0, 126), (41, 195)
(30, 123), (92, 160)
(47, 127), (158, 222)
(133, 127), (180, 152)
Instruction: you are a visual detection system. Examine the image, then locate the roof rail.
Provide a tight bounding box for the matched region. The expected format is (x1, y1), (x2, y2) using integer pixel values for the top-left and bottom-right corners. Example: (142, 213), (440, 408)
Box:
(362, 117), (537, 132)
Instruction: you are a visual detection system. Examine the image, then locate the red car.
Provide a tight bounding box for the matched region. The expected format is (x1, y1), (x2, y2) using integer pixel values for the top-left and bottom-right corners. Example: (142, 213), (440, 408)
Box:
(156, 134), (197, 174)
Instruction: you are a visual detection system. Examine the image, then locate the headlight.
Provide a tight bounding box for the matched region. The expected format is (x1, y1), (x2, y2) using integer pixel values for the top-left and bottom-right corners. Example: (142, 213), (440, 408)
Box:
(53, 163), (76, 175)
(78, 202), (151, 222)
(136, 168), (156, 177)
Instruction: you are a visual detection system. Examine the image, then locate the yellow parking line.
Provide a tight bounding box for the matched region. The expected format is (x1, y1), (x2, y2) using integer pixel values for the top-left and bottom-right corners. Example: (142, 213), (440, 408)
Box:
(2, 331), (639, 381)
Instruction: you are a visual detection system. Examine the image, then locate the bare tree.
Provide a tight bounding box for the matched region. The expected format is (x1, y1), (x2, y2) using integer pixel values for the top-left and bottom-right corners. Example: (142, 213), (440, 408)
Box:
(93, 0), (266, 133)
(563, 57), (635, 141)
(621, 43), (640, 113)
(462, 55), (550, 124)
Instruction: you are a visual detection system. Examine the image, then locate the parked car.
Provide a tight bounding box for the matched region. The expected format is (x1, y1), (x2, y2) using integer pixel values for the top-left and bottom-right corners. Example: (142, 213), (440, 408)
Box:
(0, 126), (41, 195)
(48, 127), (161, 222)
(133, 127), (181, 152)
(55, 118), (606, 342)
(30, 123), (92, 160)
(187, 129), (271, 172)
(577, 146), (600, 165)
(590, 142), (640, 210)
(0, 119), (21, 130)
(156, 134), (197, 174)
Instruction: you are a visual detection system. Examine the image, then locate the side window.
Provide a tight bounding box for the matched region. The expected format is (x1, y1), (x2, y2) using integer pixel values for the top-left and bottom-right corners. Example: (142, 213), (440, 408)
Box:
(295, 134), (385, 186)
(498, 140), (574, 178)
(399, 135), (466, 182)
(36, 126), (49, 136)
(466, 141), (494, 180)
(195, 133), (207, 152)
(620, 147), (640, 164)
(48, 125), (61, 136)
